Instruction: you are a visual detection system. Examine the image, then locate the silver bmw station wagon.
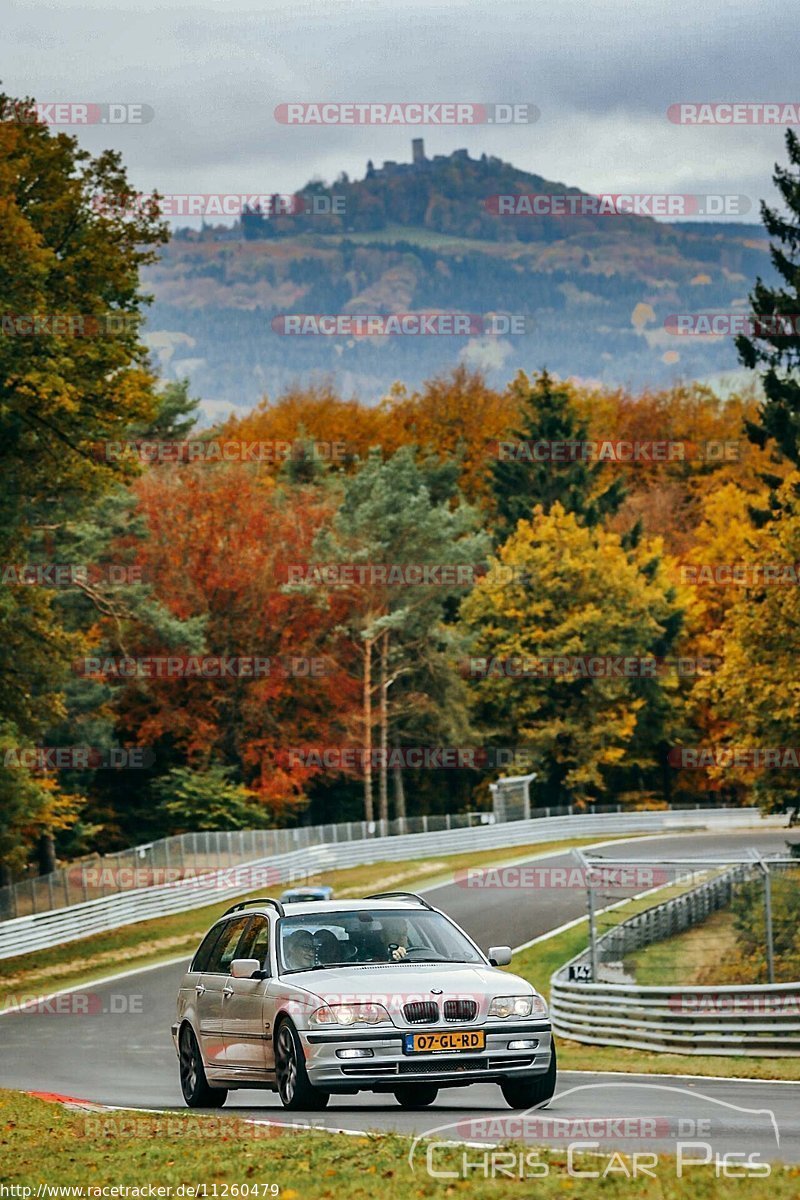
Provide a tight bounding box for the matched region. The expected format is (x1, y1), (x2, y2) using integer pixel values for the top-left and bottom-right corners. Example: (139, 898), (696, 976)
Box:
(172, 891), (556, 1111)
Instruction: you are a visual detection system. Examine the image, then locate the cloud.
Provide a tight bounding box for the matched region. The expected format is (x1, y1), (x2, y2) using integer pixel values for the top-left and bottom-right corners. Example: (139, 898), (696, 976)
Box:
(4, 0), (793, 211)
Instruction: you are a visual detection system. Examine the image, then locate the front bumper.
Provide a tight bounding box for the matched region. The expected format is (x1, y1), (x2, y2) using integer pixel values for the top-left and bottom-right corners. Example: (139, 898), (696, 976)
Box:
(300, 1021), (552, 1091)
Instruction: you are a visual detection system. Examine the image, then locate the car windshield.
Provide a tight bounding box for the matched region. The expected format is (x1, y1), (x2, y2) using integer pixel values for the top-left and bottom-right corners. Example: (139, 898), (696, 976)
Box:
(278, 909), (484, 972)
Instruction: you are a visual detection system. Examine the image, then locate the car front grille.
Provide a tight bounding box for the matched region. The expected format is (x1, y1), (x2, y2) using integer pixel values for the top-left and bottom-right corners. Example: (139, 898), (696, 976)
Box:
(403, 1001), (439, 1024)
(398, 1057), (487, 1075)
(443, 999), (477, 1022)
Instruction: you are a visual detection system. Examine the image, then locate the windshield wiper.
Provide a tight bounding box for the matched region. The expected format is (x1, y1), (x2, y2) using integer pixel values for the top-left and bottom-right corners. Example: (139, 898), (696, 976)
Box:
(281, 962), (354, 973)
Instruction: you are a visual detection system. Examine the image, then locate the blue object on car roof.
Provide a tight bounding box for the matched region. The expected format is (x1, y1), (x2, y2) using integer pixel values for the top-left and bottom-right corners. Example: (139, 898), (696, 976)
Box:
(279, 885), (334, 903)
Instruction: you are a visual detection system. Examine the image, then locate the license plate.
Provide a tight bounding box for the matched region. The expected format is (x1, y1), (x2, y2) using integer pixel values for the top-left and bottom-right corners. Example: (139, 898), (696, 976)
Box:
(404, 1030), (486, 1054)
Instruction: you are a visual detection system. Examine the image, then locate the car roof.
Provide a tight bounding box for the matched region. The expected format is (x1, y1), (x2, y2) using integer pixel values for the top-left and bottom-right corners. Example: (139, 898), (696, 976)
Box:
(279, 898), (431, 917)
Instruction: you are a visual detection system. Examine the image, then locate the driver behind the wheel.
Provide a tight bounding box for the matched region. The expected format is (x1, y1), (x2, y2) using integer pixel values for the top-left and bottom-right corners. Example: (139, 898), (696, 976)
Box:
(381, 917), (410, 961)
(283, 928), (315, 970)
(313, 927), (341, 965)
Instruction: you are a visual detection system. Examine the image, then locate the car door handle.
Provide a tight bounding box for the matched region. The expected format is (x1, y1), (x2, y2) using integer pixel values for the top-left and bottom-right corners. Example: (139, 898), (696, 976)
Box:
(195, 983), (206, 995)
(223, 984), (234, 997)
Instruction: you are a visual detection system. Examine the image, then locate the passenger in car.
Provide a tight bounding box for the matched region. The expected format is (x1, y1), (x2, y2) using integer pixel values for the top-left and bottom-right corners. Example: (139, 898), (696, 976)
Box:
(283, 929), (315, 970)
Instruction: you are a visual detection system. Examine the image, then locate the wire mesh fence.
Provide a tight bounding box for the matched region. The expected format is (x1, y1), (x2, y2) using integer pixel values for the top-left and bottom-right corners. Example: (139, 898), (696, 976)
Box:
(578, 851), (800, 987)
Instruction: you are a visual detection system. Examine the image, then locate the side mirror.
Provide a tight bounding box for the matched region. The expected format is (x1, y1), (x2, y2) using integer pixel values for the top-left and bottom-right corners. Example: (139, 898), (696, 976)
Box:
(488, 945), (512, 967)
(230, 957), (262, 979)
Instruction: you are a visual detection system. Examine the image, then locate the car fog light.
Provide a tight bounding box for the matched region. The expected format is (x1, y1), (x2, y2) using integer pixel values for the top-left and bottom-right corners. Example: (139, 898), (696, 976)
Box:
(507, 1039), (538, 1050)
(336, 1047), (375, 1059)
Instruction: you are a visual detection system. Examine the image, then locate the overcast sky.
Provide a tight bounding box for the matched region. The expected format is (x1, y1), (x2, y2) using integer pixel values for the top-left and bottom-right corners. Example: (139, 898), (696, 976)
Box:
(5, 0), (795, 223)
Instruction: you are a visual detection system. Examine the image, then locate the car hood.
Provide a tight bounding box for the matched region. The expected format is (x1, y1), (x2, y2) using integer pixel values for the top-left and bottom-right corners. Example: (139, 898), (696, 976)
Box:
(279, 961), (537, 1023)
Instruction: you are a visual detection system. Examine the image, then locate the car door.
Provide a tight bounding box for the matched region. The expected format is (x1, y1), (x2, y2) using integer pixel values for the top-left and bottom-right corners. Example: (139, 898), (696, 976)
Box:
(196, 915), (251, 1068)
(222, 915), (273, 1072)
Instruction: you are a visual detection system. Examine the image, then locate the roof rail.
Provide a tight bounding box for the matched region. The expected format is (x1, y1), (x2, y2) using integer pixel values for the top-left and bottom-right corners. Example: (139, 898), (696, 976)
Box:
(223, 896), (285, 918)
(365, 890), (433, 910)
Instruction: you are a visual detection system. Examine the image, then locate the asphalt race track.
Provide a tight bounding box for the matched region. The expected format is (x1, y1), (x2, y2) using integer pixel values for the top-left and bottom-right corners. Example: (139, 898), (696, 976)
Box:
(3, 828), (800, 1166)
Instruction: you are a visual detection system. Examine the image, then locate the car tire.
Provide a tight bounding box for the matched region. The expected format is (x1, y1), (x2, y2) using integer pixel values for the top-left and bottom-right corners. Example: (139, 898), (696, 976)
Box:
(179, 1024), (227, 1109)
(393, 1085), (439, 1109)
(275, 1020), (330, 1111)
(500, 1041), (557, 1110)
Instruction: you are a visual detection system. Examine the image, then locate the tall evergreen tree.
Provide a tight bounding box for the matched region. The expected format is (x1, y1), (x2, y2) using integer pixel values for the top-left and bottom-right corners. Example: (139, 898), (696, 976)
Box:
(490, 370), (626, 542)
(736, 130), (800, 471)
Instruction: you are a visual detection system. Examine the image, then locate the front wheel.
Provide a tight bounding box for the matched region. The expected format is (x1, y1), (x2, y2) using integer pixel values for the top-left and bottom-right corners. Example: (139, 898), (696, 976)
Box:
(394, 1084), (439, 1109)
(179, 1025), (227, 1108)
(275, 1021), (330, 1111)
(501, 1042), (557, 1109)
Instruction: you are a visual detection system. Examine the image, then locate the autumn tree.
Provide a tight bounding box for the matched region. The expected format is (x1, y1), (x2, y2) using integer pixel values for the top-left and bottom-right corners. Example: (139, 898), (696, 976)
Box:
(696, 475), (800, 819)
(461, 503), (685, 807)
(0, 92), (167, 878)
(107, 463), (359, 836)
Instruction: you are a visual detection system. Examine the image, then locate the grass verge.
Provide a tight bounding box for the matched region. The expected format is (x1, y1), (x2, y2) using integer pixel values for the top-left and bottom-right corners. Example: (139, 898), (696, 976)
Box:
(0, 834), (633, 1011)
(1, 1090), (797, 1196)
(628, 909), (739, 986)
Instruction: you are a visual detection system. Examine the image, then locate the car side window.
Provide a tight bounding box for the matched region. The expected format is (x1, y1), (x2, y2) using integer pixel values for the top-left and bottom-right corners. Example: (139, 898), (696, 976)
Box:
(237, 916), (270, 970)
(190, 923), (226, 973)
(204, 916), (251, 974)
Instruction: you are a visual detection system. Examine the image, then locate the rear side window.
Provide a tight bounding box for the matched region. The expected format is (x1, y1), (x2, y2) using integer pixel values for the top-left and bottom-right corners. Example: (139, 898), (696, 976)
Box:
(237, 916), (270, 970)
(205, 916), (251, 974)
(191, 923), (226, 973)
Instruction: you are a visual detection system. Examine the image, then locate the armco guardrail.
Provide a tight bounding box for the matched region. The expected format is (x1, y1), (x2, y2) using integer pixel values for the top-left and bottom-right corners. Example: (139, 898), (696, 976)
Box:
(0, 807), (768, 960)
(550, 977), (800, 1056)
(551, 859), (800, 1056)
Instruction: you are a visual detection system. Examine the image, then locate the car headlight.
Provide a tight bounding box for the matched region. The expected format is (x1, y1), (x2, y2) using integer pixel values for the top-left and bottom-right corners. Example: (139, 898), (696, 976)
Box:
(310, 1003), (391, 1026)
(489, 994), (547, 1019)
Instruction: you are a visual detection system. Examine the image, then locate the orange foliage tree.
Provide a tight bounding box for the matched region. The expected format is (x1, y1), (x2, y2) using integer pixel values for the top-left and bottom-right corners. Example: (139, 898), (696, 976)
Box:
(112, 465), (361, 818)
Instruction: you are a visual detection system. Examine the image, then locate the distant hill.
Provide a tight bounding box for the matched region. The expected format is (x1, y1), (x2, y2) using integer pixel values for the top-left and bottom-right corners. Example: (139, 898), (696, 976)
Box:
(142, 145), (774, 411)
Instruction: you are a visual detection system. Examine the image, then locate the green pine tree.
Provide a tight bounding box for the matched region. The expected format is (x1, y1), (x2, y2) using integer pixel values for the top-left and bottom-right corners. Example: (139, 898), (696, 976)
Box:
(490, 370), (626, 542)
(736, 130), (800, 473)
